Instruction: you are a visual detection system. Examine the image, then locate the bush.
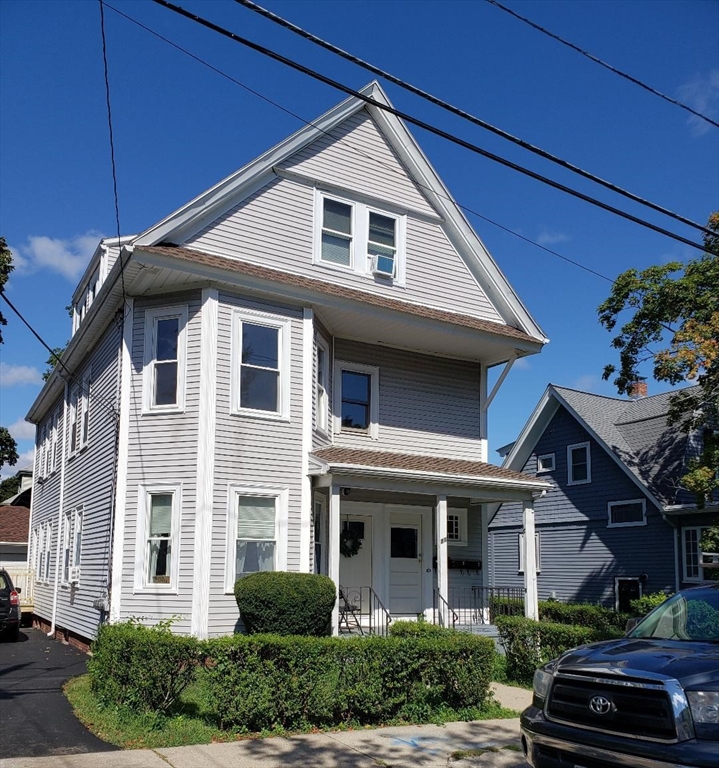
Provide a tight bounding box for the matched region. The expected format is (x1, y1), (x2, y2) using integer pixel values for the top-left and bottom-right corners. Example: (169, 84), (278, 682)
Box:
(495, 616), (621, 685)
(202, 632), (495, 731)
(539, 601), (630, 633)
(88, 621), (200, 712)
(234, 571), (336, 636)
(630, 591), (672, 616)
(389, 620), (456, 637)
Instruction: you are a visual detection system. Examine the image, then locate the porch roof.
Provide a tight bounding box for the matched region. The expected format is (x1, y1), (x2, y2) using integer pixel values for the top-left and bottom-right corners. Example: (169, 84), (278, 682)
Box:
(311, 447), (549, 501)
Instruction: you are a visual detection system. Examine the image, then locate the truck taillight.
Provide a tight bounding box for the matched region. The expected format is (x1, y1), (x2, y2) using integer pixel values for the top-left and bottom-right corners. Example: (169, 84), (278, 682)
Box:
(10, 590), (19, 606)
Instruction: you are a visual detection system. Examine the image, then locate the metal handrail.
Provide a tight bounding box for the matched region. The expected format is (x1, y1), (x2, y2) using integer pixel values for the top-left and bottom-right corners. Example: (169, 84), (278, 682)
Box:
(433, 590), (458, 629)
(338, 585), (393, 636)
(367, 585), (392, 636)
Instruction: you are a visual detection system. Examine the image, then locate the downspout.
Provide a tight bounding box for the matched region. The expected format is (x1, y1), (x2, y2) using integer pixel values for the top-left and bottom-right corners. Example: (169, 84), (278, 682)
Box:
(48, 381), (69, 637)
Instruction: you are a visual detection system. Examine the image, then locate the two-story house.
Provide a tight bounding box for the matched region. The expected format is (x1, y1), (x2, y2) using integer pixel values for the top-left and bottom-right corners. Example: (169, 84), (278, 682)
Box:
(490, 384), (718, 612)
(26, 82), (549, 645)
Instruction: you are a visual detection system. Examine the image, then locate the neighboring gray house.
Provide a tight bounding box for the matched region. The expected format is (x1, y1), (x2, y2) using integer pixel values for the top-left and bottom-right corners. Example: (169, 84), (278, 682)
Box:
(490, 384), (718, 612)
(25, 82), (549, 645)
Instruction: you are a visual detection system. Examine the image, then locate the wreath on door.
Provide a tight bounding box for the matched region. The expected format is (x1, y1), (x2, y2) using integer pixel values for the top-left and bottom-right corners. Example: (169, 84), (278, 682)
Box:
(340, 527), (363, 558)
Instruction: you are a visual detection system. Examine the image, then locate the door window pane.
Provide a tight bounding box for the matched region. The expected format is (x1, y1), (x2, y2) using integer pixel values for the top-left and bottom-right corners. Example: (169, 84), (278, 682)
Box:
(391, 527), (417, 559)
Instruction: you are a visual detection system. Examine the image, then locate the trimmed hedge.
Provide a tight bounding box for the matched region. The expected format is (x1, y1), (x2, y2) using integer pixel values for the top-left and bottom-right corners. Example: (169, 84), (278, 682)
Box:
(389, 620), (456, 637)
(234, 571), (336, 636)
(630, 591), (672, 617)
(88, 622), (200, 712)
(202, 632), (496, 730)
(489, 597), (630, 632)
(495, 616), (622, 685)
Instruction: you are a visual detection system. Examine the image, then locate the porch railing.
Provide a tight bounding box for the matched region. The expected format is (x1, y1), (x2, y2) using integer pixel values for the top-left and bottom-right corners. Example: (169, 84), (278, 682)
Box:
(433, 590), (458, 630)
(433, 586), (524, 630)
(3, 567), (35, 610)
(338, 585), (392, 637)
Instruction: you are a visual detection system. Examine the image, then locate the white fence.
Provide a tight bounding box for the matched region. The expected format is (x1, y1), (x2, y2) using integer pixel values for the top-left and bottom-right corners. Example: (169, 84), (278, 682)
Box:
(4, 567), (35, 610)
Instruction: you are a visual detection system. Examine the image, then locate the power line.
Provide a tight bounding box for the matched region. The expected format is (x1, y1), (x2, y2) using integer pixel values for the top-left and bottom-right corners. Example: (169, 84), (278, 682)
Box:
(103, 1), (615, 284)
(485, 0), (719, 130)
(149, 0), (707, 256)
(235, 0), (713, 239)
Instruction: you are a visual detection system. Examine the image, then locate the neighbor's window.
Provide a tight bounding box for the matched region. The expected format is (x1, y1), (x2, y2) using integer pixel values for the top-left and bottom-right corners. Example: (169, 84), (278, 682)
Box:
(537, 453), (555, 473)
(321, 198), (353, 266)
(315, 338), (329, 432)
(68, 388), (79, 454)
(78, 374), (91, 450)
(447, 508), (468, 546)
(608, 499), (646, 528)
(334, 362), (379, 439)
(683, 526), (710, 582)
(368, 212), (397, 276)
(567, 442), (591, 485)
(143, 306), (188, 412)
(147, 494), (173, 585)
(50, 409), (59, 473)
(136, 486), (182, 591)
(62, 507), (83, 584)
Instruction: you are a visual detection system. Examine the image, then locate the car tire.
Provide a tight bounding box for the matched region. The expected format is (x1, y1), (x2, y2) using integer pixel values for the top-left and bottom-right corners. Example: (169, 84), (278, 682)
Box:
(6, 625), (20, 642)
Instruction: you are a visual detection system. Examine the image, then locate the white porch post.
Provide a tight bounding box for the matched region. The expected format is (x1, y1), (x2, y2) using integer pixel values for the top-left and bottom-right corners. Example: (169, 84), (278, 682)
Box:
(329, 484), (341, 636)
(436, 494), (449, 625)
(523, 499), (539, 620)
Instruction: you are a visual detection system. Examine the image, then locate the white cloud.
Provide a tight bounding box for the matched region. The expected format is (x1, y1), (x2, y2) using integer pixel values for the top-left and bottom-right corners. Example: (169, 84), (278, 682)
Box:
(677, 70), (719, 137)
(12, 231), (103, 281)
(0, 448), (34, 481)
(0, 362), (43, 387)
(8, 418), (35, 440)
(572, 374), (600, 392)
(514, 357), (531, 371)
(537, 231), (570, 247)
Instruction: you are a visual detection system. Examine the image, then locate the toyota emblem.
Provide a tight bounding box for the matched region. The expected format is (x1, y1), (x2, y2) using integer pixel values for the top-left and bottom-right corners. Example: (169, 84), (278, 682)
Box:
(589, 695), (612, 715)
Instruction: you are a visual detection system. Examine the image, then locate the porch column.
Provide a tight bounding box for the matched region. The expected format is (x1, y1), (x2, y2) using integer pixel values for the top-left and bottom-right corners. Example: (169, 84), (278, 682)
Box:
(523, 499), (539, 620)
(329, 484), (341, 636)
(436, 494), (449, 625)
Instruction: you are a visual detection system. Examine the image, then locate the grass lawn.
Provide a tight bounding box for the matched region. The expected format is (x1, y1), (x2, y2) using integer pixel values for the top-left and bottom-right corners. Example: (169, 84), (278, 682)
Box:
(491, 653), (534, 690)
(65, 671), (520, 750)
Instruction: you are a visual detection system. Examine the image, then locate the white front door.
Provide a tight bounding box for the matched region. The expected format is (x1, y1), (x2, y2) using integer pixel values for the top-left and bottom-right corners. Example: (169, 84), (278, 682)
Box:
(339, 514), (372, 602)
(389, 512), (423, 615)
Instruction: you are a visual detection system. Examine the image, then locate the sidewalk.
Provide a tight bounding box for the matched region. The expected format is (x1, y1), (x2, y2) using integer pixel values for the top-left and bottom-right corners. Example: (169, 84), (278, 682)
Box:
(3, 686), (532, 768)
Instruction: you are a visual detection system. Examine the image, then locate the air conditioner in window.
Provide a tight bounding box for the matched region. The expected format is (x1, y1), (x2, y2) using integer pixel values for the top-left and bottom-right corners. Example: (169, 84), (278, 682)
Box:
(68, 566), (81, 584)
(370, 254), (395, 278)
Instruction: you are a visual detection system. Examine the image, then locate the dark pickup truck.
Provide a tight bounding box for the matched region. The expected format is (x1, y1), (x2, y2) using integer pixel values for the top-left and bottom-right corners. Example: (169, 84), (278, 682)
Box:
(520, 583), (719, 768)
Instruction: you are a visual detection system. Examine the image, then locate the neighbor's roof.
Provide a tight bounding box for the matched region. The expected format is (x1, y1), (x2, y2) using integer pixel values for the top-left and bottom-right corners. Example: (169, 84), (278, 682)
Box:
(0, 506), (30, 543)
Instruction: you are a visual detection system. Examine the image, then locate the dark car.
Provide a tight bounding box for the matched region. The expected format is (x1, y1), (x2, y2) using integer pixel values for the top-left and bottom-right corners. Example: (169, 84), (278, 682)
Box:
(520, 583), (719, 768)
(0, 568), (22, 642)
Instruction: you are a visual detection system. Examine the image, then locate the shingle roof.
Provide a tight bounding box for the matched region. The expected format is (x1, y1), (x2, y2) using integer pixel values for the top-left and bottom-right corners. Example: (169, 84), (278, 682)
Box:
(313, 446), (547, 488)
(0, 506), (30, 543)
(140, 244), (540, 345)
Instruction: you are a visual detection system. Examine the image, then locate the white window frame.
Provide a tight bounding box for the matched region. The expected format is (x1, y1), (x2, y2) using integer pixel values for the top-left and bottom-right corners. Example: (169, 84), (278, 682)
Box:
(230, 307), (291, 421)
(614, 576), (643, 613)
(38, 424), (48, 480)
(224, 485), (289, 593)
(682, 526), (709, 582)
(567, 442), (591, 485)
(34, 526), (44, 582)
(134, 484), (182, 593)
(62, 507), (83, 586)
(44, 522), (52, 583)
(313, 190), (407, 285)
(447, 508), (468, 546)
(333, 360), (380, 440)
(607, 498), (647, 528)
(537, 453), (555, 473)
(68, 387), (80, 456)
(315, 336), (330, 434)
(50, 409), (59, 474)
(519, 532), (541, 573)
(142, 305), (188, 414)
(37, 522), (52, 584)
(313, 492), (327, 575)
(78, 372), (91, 451)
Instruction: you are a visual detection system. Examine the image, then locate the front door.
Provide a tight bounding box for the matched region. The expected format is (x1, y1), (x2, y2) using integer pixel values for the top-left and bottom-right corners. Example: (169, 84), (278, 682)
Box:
(390, 513), (423, 615)
(339, 515), (372, 613)
(616, 578), (641, 613)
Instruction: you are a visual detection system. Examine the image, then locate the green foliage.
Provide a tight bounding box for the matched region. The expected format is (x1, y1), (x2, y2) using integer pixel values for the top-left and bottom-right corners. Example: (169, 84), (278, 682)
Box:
(686, 599), (719, 639)
(0, 236), (14, 344)
(538, 601), (630, 632)
(683, 433), (719, 509)
(88, 622), (200, 713)
(699, 522), (719, 580)
(0, 472), (21, 502)
(630, 591), (673, 616)
(42, 346), (66, 381)
(389, 619), (456, 637)
(234, 571), (336, 636)
(0, 426), (19, 470)
(495, 616), (621, 685)
(201, 632), (495, 731)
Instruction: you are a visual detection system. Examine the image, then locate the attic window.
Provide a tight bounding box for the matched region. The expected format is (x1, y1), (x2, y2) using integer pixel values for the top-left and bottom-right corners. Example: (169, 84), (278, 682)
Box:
(608, 499), (646, 528)
(567, 442), (591, 485)
(537, 453), (555, 473)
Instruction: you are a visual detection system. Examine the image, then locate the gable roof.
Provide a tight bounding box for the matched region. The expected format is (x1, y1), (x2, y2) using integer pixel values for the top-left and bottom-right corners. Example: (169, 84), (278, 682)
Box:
(503, 384), (700, 508)
(133, 82), (546, 343)
(0, 505), (30, 544)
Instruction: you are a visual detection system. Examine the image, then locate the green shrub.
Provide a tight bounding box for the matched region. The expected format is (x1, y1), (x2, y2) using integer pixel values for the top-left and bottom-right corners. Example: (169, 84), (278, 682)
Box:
(539, 601), (630, 633)
(88, 621), (200, 712)
(202, 632), (495, 731)
(234, 571), (336, 636)
(629, 591), (672, 617)
(389, 620), (456, 637)
(495, 616), (621, 685)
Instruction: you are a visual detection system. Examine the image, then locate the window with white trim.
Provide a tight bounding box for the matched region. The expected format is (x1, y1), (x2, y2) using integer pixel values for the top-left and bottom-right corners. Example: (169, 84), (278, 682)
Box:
(683, 526), (710, 582)
(39, 424), (48, 480)
(231, 309), (291, 419)
(315, 337), (330, 433)
(313, 493), (327, 575)
(447, 508), (468, 546)
(537, 453), (555, 473)
(37, 522), (52, 583)
(607, 499), (646, 528)
(68, 387), (79, 455)
(334, 361), (380, 439)
(136, 485), (181, 591)
(62, 507), (83, 585)
(519, 532), (541, 573)
(567, 442), (591, 485)
(314, 191), (406, 283)
(143, 306), (188, 412)
(50, 409), (59, 473)
(78, 374), (91, 450)
(225, 487), (288, 591)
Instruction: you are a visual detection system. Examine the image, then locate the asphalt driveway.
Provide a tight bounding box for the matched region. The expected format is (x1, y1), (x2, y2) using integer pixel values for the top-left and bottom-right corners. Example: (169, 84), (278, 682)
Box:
(0, 627), (117, 759)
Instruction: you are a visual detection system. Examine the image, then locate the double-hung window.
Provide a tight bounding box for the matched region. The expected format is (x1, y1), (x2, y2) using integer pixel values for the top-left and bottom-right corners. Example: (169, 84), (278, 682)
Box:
(62, 507), (83, 584)
(50, 409), (59, 473)
(232, 309), (291, 419)
(567, 442), (591, 485)
(136, 485), (181, 591)
(320, 198), (353, 266)
(78, 374), (91, 450)
(334, 361), (379, 439)
(683, 526), (710, 582)
(68, 388), (79, 455)
(447, 508), (468, 546)
(607, 499), (646, 528)
(315, 337), (329, 433)
(143, 306), (188, 412)
(37, 522), (52, 583)
(225, 487), (288, 591)
(367, 212), (397, 277)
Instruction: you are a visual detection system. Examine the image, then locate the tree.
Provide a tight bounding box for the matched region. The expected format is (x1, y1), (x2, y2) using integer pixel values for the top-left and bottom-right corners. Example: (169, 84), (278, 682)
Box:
(598, 212), (719, 507)
(0, 427), (19, 471)
(0, 238), (19, 472)
(0, 471), (21, 502)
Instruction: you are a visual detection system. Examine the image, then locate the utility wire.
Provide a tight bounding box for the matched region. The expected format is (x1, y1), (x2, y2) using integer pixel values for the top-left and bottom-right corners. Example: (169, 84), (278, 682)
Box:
(149, 0), (707, 255)
(103, 1), (614, 283)
(235, 0), (713, 239)
(485, 0), (719, 130)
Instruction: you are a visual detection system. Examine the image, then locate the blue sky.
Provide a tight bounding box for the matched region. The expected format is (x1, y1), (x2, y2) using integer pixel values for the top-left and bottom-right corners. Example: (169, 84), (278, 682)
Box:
(1, 0), (717, 478)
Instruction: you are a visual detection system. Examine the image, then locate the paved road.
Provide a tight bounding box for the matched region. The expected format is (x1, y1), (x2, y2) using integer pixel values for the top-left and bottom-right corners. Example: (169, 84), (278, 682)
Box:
(0, 627), (117, 759)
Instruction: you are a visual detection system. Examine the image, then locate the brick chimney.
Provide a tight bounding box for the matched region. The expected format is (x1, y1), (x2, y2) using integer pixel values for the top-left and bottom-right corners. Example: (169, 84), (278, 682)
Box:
(628, 381), (648, 399)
